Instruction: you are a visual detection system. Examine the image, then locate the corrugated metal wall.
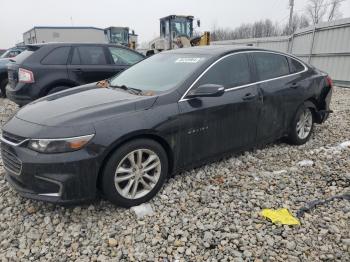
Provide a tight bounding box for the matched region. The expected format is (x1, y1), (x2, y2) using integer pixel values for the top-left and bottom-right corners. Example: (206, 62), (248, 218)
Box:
(212, 18), (350, 87)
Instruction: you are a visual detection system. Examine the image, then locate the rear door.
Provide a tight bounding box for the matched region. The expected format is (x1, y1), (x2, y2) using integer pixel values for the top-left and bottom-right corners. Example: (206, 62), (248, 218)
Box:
(177, 53), (260, 167)
(67, 45), (116, 84)
(251, 52), (306, 142)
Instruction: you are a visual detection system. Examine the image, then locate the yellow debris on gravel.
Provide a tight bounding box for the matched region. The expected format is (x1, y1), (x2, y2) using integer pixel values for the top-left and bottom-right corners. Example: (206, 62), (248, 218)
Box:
(260, 208), (300, 225)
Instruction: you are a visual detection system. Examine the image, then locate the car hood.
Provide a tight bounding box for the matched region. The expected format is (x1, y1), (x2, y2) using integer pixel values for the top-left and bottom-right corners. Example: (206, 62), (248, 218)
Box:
(15, 84), (158, 127)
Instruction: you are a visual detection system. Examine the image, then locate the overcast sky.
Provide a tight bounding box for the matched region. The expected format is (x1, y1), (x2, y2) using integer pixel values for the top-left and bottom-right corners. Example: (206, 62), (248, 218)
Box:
(0, 0), (349, 48)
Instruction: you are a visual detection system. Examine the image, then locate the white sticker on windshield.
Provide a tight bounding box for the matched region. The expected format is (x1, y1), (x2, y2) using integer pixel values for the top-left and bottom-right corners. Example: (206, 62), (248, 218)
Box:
(175, 58), (201, 63)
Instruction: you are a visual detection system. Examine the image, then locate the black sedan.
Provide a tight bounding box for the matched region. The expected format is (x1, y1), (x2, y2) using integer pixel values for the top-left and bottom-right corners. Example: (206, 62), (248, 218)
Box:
(1, 46), (333, 207)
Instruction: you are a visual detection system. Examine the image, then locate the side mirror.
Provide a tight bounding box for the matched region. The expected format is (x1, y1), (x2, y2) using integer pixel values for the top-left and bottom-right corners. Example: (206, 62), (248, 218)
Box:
(186, 84), (225, 99)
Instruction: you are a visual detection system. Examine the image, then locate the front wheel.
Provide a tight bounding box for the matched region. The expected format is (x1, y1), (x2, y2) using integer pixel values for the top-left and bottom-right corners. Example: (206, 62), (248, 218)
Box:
(287, 105), (314, 145)
(101, 139), (168, 207)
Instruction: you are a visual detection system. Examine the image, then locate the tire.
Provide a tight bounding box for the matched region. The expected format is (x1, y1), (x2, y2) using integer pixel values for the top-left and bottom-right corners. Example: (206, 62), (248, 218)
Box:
(101, 139), (168, 207)
(0, 79), (8, 98)
(47, 86), (70, 95)
(287, 105), (314, 145)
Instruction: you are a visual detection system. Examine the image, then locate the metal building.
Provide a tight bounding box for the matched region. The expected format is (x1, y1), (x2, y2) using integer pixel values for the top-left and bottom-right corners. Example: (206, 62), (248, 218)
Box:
(23, 27), (107, 45)
(212, 18), (350, 87)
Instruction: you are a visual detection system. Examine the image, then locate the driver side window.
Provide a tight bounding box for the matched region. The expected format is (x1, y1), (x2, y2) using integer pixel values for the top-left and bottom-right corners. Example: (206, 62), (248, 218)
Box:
(197, 53), (252, 89)
(108, 47), (144, 66)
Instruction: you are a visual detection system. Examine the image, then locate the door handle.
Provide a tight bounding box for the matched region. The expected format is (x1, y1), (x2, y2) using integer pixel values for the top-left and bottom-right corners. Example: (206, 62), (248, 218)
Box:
(242, 93), (257, 101)
(72, 68), (83, 73)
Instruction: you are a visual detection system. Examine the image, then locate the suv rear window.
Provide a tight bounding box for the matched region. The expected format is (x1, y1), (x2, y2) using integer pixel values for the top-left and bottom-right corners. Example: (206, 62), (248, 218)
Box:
(12, 50), (34, 64)
(254, 52), (290, 81)
(41, 47), (71, 65)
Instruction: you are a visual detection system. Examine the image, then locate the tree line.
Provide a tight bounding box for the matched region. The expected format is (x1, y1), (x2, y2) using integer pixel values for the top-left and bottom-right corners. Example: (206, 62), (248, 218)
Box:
(211, 0), (346, 41)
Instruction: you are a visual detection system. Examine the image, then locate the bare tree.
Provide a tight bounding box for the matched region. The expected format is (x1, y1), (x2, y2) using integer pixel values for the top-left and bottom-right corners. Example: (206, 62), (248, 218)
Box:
(211, 19), (281, 41)
(327, 0), (344, 21)
(305, 0), (328, 24)
(282, 14), (310, 35)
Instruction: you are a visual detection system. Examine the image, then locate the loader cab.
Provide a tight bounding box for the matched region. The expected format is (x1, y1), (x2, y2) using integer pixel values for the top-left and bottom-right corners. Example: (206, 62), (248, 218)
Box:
(105, 27), (129, 46)
(160, 15), (194, 41)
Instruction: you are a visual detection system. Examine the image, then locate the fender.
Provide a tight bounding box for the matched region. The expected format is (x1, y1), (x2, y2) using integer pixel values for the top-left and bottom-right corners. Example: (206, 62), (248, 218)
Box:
(303, 100), (317, 110)
(303, 100), (332, 123)
(40, 79), (79, 97)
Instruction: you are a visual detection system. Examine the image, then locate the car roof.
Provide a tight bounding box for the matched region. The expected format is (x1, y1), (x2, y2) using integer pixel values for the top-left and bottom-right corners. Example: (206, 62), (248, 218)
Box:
(165, 45), (272, 56)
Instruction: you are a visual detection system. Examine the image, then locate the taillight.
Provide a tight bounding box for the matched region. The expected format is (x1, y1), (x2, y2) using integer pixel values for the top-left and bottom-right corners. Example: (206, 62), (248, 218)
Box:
(18, 68), (34, 83)
(326, 76), (333, 88)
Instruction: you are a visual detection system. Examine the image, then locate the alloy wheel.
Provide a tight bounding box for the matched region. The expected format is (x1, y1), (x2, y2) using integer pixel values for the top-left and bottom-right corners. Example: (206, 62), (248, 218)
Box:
(296, 108), (313, 140)
(114, 149), (161, 199)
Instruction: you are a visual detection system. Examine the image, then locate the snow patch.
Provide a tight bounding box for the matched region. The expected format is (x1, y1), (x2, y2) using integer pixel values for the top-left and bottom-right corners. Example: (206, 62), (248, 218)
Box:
(297, 160), (314, 167)
(131, 203), (154, 218)
(273, 170), (288, 175)
(338, 141), (350, 150)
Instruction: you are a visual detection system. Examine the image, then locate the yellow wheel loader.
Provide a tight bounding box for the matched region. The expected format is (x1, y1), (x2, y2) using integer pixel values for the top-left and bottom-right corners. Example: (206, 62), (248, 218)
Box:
(146, 15), (210, 56)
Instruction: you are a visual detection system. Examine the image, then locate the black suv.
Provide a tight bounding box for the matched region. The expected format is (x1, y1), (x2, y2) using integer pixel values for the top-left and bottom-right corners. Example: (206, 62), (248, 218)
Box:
(6, 43), (144, 105)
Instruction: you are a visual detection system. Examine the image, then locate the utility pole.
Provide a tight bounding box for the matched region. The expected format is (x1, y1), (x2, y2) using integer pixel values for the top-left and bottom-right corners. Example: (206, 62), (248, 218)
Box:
(288, 0), (295, 35)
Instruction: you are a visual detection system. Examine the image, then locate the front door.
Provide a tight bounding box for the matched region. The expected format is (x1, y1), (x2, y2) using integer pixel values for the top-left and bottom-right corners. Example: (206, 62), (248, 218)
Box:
(177, 53), (261, 168)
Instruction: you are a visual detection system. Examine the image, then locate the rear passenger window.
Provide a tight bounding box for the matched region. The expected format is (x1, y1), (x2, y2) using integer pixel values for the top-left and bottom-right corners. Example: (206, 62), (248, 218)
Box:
(254, 53), (290, 81)
(289, 58), (305, 73)
(76, 46), (107, 65)
(198, 53), (251, 88)
(41, 47), (71, 65)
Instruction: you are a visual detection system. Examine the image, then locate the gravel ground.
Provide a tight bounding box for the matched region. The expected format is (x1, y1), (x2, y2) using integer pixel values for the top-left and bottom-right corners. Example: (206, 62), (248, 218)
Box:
(0, 87), (349, 262)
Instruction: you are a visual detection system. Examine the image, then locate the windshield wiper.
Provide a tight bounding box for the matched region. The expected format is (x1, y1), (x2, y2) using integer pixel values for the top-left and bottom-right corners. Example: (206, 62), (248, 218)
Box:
(109, 84), (143, 95)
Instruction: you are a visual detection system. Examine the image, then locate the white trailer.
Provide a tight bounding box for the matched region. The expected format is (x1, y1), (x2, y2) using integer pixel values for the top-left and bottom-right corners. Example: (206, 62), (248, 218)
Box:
(23, 26), (107, 45)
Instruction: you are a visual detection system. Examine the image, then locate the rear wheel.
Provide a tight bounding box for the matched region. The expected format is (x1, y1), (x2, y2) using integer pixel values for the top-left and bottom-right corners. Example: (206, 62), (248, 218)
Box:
(287, 105), (314, 145)
(0, 79), (8, 98)
(101, 139), (168, 207)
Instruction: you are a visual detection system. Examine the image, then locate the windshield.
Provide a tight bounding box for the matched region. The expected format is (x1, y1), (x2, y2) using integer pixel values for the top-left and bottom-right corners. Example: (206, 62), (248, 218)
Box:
(110, 53), (208, 92)
(172, 20), (192, 37)
(109, 29), (128, 45)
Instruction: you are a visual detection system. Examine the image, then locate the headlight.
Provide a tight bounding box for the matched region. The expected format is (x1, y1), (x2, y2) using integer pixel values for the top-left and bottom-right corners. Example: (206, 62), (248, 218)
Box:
(27, 134), (94, 153)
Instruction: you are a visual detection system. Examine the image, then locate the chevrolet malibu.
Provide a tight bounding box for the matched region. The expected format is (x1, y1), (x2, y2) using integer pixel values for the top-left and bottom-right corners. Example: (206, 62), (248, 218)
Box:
(1, 46), (333, 207)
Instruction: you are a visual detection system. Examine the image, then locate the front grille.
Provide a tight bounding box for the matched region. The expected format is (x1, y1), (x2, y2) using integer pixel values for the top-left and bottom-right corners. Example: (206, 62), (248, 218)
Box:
(2, 131), (26, 144)
(1, 146), (22, 175)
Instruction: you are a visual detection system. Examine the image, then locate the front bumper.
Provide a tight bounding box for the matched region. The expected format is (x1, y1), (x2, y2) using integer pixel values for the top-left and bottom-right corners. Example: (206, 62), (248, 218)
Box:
(1, 140), (100, 205)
